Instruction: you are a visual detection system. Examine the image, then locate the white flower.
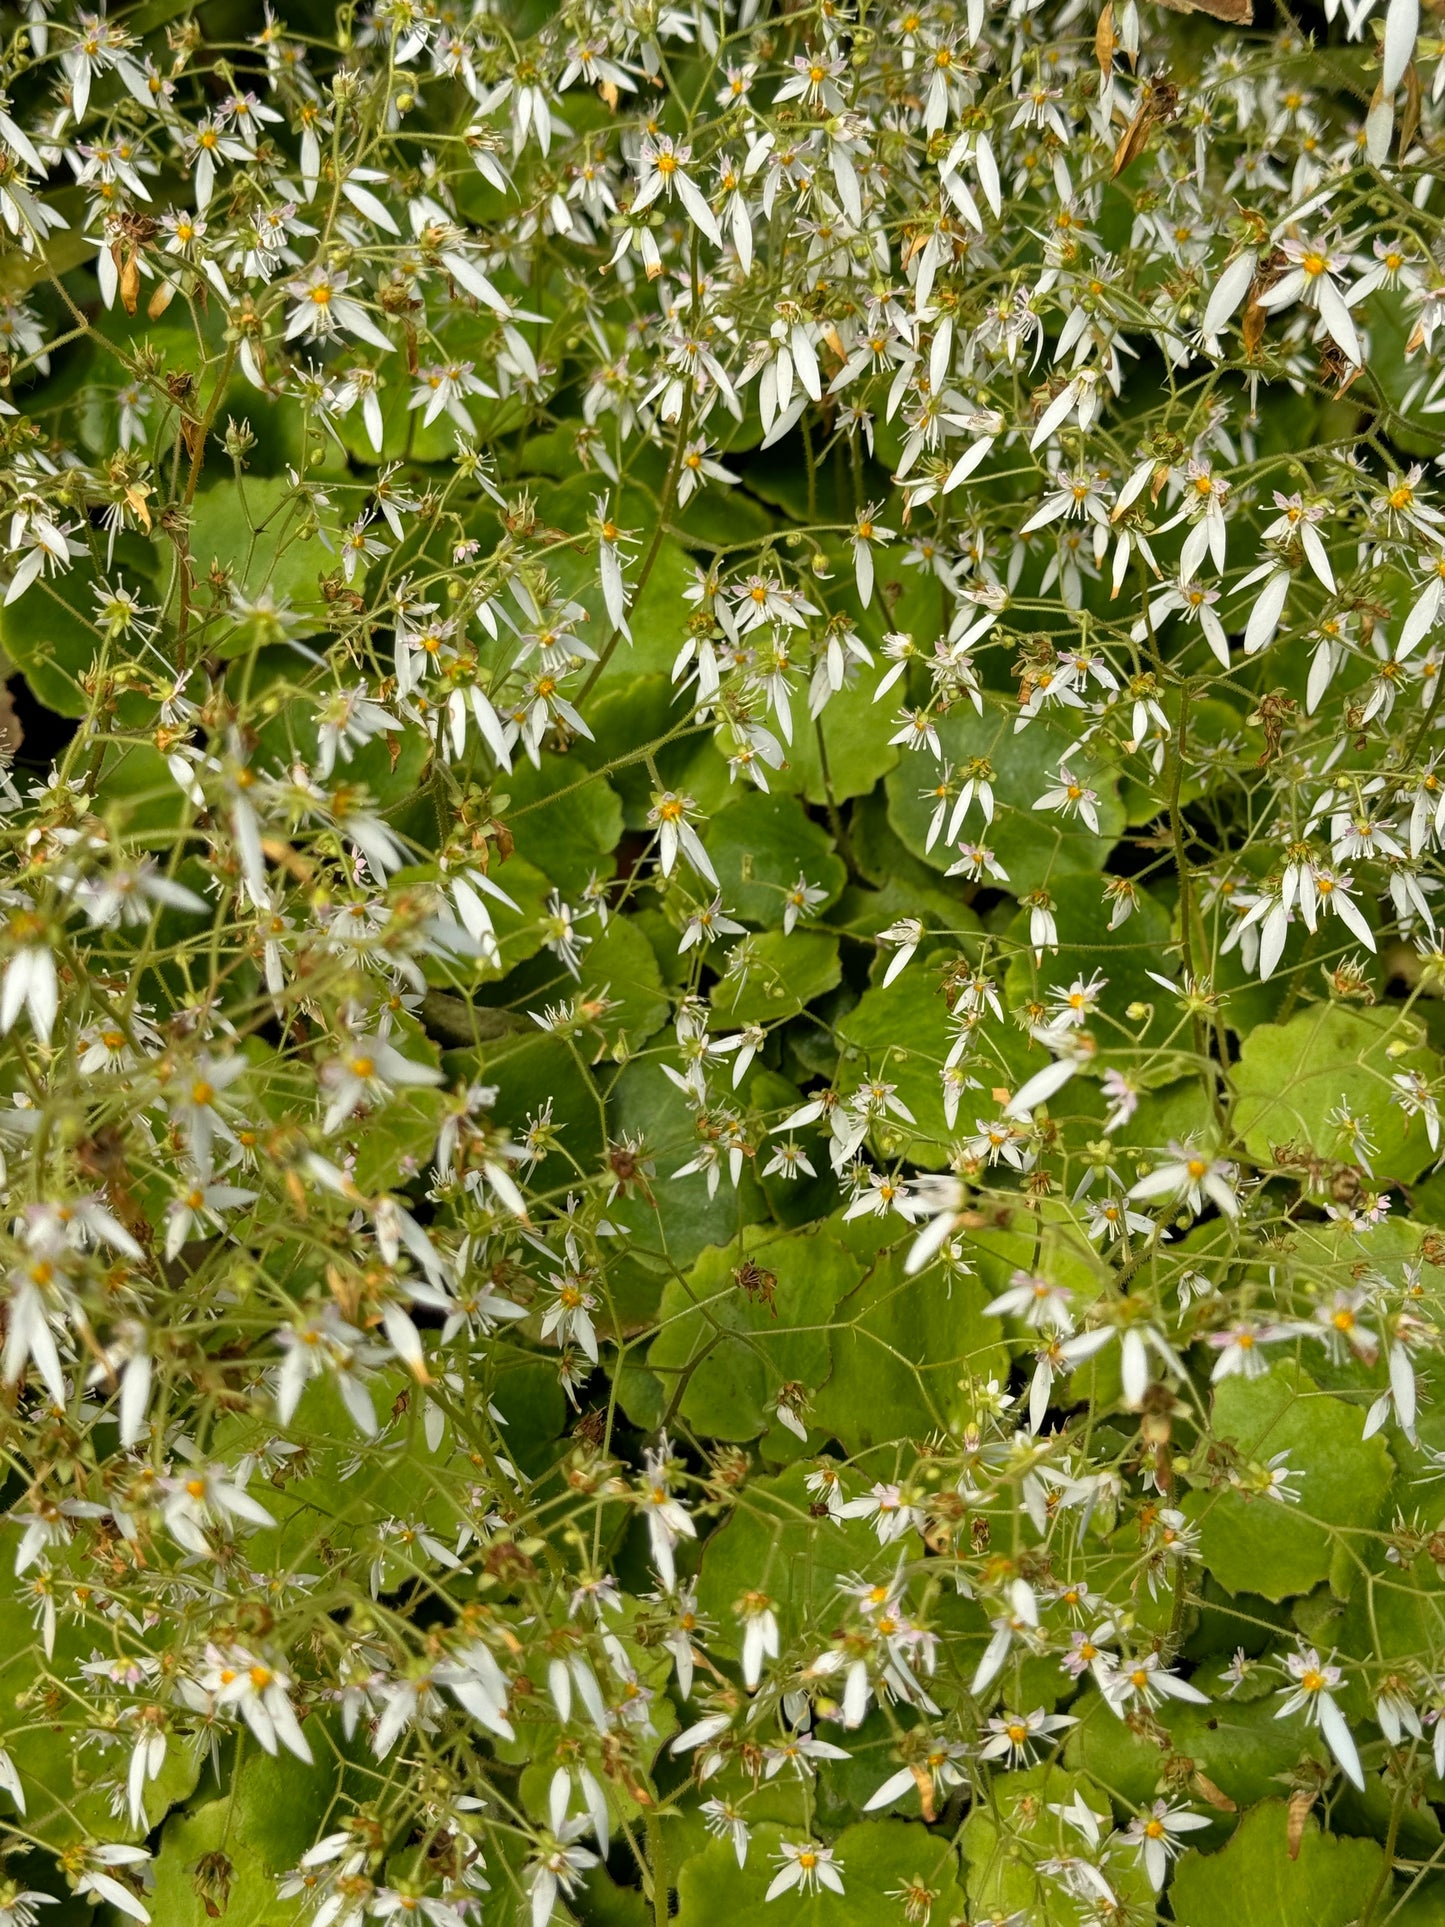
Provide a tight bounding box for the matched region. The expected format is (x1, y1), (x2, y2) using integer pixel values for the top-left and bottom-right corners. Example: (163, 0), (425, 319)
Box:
(1376, 1683), (1424, 1748)
(849, 503), (894, 606)
(1028, 424), (1109, 510)
(978, 1708), (1076, 1767)
(1034, 766), (1100, 833)
(1277, 1649), (1364, 1788)
(889, 708), (941, 757)
(594, 493), (637, 637)
(1085, 1194), (1153, 1243)
(73, 1845), (152, 1923)
(842, 1169), (922, 1223)
(838, 1481), (927, 1542)
(1393, 1069), (1441, 1153)
(676, 441), (739, 506)
(434, 1640), (515, 1741)
(765, 1841), (844, 1902)
(984, 1269), (1075, 1332)
(1207, 1322), (1288, 1382)
(680, 897), (746, 952)
(1125, 1801), (1211, 1890)
(878, 917), (923, 985)
(1134, 577), (1230, 668)
(0, 1888), (55, 1927)
(648, 792), (717, 885)
(637, 1438), (697, 1589)
(701, 1797), (751, 1865)
(946, 841), (1010, 884)
(1261, 492), (1335, 592)
(1256, 238), (1362, 365)
(0, 930), (58, 1041)
(782, 875), (827, 935)
(632, 135), (721, 245)
(540, 1273), (599, 1363)
(1100, 1652), (1210, 1717)
(1101, 1068), (1140, 1131)
(320, 1034), (445, 1135)
(284, 264), (392, 349)
(1238, 859), (1376, 978)
(526, 1823), (599, 1927)
(1128, 1144), (1239, 1218)
(409, 360), (494, 433)
(163, 1176), (256, 1262)
(737, 1592), (780, 1688)
(197, 1645), (313, 1762)
(370, 1892), (468, 1927)
(865, 1738), (969, 1812)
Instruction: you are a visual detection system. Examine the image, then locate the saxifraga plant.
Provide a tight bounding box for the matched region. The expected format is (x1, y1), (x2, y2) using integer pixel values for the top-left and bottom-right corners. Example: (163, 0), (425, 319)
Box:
(3, 0), (1445, 1922)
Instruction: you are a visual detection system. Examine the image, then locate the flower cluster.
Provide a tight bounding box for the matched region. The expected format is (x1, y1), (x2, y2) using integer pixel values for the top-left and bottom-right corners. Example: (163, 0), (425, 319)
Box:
(3, 0), (1445, 1922)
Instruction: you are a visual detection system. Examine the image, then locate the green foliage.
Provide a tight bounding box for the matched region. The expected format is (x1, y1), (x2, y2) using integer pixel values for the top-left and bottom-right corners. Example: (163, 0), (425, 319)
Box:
(1168, 1800), (1384, 1927)
(1232, 1005), (1443, 1183)
(1186, 1363), (1396, 1601)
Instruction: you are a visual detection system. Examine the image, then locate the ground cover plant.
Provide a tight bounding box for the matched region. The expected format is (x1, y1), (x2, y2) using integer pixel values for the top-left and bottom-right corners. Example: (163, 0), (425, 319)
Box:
(9, 0), (1445, 1919)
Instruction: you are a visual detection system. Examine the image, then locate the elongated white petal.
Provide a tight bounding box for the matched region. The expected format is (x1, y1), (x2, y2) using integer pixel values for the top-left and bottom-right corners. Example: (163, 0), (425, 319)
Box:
(1005, 1055), (1078, 1118)
(905, 1208), (959, 1275)
(1317, 278), (1362, 365)
(1244, 569), (1291, 655)
(1365, 87), (1395, 168)
(942, 167), (982, 230)
(1384, 0), (1419, 94)
(1121, 1329), (1149, 1407)
(1331, 889), (1377, 952)
(1030, 379), (1080, 450)
(976, 134), (1002, 216)
(864, 1765), (920, 1811)
(441, 250), (512, 315)
(1391, 1343), (1418, 1430)
(1201, 251), (1257, 339)
(970, 1626), (1013, 1695)
(1400, 578), (1442, 657)
(675, 170), (722, 247)
(1300, 522), (1335, 593)
(1318, 1692), (1365, 1789)
(342, 179), (400, 231)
